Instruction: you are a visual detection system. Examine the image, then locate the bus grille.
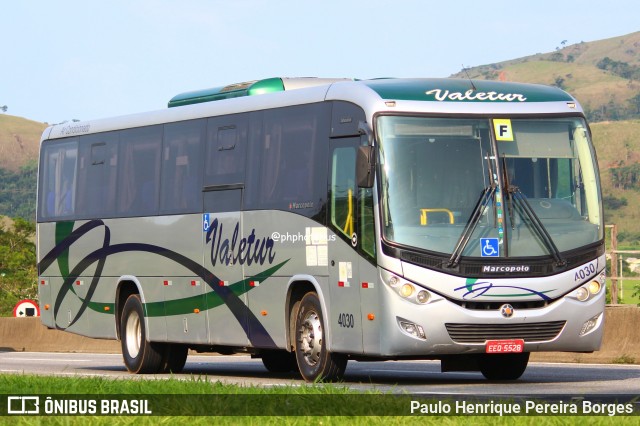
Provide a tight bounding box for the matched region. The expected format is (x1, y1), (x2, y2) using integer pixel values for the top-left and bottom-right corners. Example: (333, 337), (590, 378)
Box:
(445, 321), (566, 343)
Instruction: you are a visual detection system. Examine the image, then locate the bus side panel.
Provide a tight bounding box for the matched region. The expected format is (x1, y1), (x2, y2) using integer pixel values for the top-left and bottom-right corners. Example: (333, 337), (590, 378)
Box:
(87, 277), (117, 339)
(246, 275), (289, 349)
(37, 276), (54, 328)
(243, 211), (330, 349)
(162, 275), (208, 344)
(204, 213), (249, 347)
(102, 215), (204, 343)
(358, 260), (381, 354)
(45, 277), (90, 337)
(327, 236), (364, 354)
(37, 222), (92, 337)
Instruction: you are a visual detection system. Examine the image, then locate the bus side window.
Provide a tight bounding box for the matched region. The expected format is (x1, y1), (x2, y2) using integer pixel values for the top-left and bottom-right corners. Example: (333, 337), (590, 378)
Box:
(205, 114), (248, 187)
(76, 133), (119, 219)
(161, 120), (205, 214)
(331, 147), (356, 238)
(245, 103), (329, 218)
(40, 140), (78, 219)
(117, 126), (163, 216)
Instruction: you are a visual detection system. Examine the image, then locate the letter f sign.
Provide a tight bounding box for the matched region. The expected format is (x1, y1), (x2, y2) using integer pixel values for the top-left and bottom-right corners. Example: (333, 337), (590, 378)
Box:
(493, 119), (514, 141)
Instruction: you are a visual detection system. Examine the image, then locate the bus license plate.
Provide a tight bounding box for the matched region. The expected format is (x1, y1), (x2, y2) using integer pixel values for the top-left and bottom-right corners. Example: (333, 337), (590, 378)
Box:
(485, 339), (524, 353)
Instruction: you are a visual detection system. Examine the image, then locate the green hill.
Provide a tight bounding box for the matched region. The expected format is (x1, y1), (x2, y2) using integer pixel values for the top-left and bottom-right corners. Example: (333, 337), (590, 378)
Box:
(0, 114), (46, 172)
(0, 114), (44, 219)
(452, 31), (640, 122)
(591, 119), (640, 243)
(450, 31), (640, 243)
(2, 32), (640, 239)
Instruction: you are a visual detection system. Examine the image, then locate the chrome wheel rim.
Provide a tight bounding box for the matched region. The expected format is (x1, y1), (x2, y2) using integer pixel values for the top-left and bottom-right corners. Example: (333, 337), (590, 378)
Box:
(125, 310), (141, 358)
(298, 309), (322, 366)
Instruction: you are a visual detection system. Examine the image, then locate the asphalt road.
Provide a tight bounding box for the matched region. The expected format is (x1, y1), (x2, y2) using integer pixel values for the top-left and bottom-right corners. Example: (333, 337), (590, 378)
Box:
(2, 351), (639, 397)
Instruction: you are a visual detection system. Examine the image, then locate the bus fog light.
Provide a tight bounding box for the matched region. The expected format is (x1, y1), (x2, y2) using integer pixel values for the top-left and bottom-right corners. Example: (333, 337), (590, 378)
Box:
(416, 290), (430, 304)
(576, 287), (589, 302)
(580, 313), (601, 336)
(400, 284), (414, 298)
(388, 276), (400, 287)
(398, 319), (426, 340)
(588, 281), (601, 295)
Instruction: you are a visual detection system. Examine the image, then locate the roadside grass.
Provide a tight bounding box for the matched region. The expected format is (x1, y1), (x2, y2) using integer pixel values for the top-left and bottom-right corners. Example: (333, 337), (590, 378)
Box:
(618, 279), (639, 305)
(605, 278), (639, 305)
(0, 375), (635, 425)
(612, 354), (637, 364)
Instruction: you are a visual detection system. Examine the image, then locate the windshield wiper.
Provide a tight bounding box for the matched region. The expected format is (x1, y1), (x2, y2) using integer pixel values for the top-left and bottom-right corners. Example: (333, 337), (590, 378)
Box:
(502, 156), (566, 267)
(447, 183), (496, 268)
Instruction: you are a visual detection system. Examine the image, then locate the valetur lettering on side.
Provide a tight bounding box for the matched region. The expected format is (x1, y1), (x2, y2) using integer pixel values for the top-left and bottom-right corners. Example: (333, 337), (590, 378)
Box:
(207, 218), (276, 266)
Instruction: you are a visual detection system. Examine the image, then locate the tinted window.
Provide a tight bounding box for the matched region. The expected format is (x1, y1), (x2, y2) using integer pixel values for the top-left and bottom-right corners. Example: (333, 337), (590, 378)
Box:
(331, 147), (356, 238)
(205, 115), (247, 186)
(76, 132), (119, 218)
(245, 103), (329, 218)
(39, 139), (78, 220)
(117, 126), (163, 216)
(161, 120), (205, 214)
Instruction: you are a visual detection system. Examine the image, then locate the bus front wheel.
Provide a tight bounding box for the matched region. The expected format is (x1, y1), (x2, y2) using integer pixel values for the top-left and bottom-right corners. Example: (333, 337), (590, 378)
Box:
(294, 292), (347, 382)
(479, 352), (530, 380)
(120, 294), (164, 374)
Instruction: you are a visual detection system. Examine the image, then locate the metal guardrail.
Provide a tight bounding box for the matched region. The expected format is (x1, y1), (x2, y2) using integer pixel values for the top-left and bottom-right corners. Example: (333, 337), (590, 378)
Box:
(606, 224), (639, 302)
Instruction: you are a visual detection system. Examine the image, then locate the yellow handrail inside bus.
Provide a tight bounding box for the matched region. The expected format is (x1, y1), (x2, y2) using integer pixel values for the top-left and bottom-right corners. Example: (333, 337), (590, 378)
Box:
(343, 188), (354, 236)
(420, 208), (454, 226)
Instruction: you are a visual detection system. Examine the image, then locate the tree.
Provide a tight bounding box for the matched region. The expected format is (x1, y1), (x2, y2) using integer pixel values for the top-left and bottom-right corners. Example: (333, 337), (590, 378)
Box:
(1, 105), (7, 113)
(0, 217), (37, 316)
(630, 93), (640, 115)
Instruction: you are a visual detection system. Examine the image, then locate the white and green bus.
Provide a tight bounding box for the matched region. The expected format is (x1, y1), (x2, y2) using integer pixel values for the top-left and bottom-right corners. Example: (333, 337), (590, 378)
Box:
(37, 77), (605, 381)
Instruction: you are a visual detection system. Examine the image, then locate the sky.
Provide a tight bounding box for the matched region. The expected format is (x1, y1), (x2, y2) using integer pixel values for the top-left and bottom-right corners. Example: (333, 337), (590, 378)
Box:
(2, 0), (639, 125)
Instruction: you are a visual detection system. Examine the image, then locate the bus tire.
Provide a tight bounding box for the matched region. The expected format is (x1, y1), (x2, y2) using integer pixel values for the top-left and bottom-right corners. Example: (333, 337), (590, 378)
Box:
(294, 292), (347, 382)
(161, 344), (188, 374)
(261, 350), (297, 373)
(479, 352), (530, 380)
(120, 294), (164, 374)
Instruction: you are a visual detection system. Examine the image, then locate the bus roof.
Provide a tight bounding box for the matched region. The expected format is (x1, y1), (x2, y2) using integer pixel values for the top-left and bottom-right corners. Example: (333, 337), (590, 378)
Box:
(361, 78), (575, 103)
(42, 78), (581, 142)
(168, 77), (353, 107)
(168, 77), (574, 107)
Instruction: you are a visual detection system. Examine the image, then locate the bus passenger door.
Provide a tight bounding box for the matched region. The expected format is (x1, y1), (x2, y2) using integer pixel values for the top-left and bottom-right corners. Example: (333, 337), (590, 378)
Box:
(328, 138), (364, 353)
(202, 114), (249, 347)
(203, 189), (247, 346)
(357, 184), (380, 354)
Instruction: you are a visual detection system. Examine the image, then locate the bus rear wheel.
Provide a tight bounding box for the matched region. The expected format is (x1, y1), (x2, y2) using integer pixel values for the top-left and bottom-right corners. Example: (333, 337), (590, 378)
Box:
(120, 294), (164, 374)
(161, 344), (188, 373)
(479, 352), (530, 380)
(294, 292), (347, 382)
(261, 350), (297, 373)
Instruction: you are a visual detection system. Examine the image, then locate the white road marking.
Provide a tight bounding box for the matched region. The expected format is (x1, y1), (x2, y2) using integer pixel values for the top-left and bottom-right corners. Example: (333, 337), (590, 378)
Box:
(1, 358), (92, 362)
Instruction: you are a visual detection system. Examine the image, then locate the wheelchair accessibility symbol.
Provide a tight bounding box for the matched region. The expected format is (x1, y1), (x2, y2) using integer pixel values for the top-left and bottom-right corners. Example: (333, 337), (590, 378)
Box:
(480, 238), (499, 257)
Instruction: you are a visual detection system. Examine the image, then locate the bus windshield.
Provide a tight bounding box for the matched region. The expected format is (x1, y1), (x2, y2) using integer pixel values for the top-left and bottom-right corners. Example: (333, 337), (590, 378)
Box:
(377, 116), (602, 258)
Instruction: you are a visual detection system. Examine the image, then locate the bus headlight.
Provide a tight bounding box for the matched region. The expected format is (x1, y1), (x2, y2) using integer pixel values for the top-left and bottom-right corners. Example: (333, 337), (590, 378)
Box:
(416, 290), (430, 304)
(381, 269), (434, 305)
(572, 278), (603, 303)
(576, 287), (589, 302)
(400, 284), (414, 298)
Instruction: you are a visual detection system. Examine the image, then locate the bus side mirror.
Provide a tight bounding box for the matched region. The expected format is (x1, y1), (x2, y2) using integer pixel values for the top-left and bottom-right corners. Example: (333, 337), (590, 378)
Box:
(357, 145), (376, 188)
